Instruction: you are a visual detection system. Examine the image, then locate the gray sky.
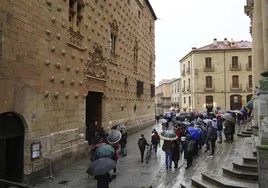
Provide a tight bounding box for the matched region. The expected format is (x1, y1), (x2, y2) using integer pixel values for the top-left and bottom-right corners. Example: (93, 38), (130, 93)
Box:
(150, 0), (251, 85)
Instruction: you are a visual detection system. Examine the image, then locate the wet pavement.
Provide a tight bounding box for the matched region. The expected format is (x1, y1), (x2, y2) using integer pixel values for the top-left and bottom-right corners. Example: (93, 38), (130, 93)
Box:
(30, 122), (184, 188)
(30, 121), (255, 188)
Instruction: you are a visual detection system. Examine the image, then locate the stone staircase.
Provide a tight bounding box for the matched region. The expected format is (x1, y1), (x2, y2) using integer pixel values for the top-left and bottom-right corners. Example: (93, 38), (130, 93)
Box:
(180, 121), (259, 188)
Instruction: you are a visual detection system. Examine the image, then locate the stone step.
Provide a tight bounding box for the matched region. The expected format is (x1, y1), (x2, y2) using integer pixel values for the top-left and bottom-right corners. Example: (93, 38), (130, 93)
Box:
(180, 181), (197, 188)
(237, 133), (252, 137)
(241, 131), (253, 135)
(232, 158), (258, 172)
(222, 167), (258, 180)
(201, 173), (247, 188)
(243, 156), (257, 164)
(191, 175), (218, 188)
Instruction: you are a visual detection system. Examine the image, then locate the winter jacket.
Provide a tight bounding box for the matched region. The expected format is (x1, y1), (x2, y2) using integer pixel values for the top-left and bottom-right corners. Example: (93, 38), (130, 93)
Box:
(138, 137), (149, 151)
(162, 140), (174, 152)
(151, 133), (160, 145)
(95, 173), (112, 188)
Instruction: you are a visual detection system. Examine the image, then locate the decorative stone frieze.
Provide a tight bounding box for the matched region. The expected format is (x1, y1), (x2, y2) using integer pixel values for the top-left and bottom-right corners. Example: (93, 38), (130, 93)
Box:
(84, 42), (106, 79)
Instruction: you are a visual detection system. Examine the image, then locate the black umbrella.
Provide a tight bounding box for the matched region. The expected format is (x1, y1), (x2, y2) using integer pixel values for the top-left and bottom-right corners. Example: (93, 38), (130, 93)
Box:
(86, 157), (116, 176)
(176, 115), (185, 121)
(174, 121), (184, 126)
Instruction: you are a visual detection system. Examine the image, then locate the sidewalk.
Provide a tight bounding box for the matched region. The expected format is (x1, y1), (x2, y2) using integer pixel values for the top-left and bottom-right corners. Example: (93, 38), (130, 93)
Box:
(30, 122), (184, 188)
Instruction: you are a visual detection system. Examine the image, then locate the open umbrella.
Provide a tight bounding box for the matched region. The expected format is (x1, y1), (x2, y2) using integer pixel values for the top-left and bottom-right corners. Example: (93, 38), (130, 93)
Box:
(203, 119), (218, 129)
(95, 144), (115, 159)
(187, 127), (200, 141)
(116, 124), (126, 131)
(176, 115), (185, 121)
(159, 131), (178, 140)
(174, 120), (184, 126)
(183, 121), (191, 126)
(107, 130), (122, 144)
(247, 99), (253, 110)
(86, 157), (116, 176)
(221, 113), (235, 123)
(209, 112), (215, 115)
(159, 119), (167, 124)
(191, 120), (202, 126)
(234, 110), (243, 115)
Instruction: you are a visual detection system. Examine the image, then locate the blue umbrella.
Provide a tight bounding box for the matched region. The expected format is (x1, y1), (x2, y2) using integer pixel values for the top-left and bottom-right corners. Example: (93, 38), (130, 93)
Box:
(95, 144), (115, 159)
(187, 127), (200, 141)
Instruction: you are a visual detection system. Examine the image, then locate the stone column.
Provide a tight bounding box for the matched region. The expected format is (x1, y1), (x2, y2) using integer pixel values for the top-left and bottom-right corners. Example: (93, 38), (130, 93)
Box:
(256, 78), (268, 188)
(262, 0), (268, 70)
(253, 0), (264, 90)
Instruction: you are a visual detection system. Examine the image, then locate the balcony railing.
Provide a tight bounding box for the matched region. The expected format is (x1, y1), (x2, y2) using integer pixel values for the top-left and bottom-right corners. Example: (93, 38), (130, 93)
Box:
(204, 84), (215, 92)
(230, 63), (241, 71)
(182, 70), (185, 76)
(186, 67), (190, 74)
(246, 83), (253, 92)
(203, 65), (214, 72)
(246, 63), (252, 70)
(230, 84), (242, 91)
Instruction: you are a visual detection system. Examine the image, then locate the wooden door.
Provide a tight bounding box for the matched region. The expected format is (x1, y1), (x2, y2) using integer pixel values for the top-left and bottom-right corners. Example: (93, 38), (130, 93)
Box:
(230, 95), (242, 110)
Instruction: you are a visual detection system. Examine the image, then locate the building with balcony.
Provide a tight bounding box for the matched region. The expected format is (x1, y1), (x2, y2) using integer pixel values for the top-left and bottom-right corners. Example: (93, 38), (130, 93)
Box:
(0, 0), (157, 183)
(170, 78), (181, 111)
(155, 79), (174, 115)
(180, 38), (252, 111)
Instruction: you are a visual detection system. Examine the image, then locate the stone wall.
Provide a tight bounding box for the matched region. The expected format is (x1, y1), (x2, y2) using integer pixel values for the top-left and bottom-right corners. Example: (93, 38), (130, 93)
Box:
(0, 0), (156, 182)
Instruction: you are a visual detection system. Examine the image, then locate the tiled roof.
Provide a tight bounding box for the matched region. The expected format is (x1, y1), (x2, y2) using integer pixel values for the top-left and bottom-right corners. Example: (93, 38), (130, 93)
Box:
(194, 40), (252, 51)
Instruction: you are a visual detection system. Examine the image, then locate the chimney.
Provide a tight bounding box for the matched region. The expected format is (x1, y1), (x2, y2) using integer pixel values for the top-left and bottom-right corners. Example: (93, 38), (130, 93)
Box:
(192, 47), (196, 50)
(224, 38), (228, 45)
(213, 38), (217, 46)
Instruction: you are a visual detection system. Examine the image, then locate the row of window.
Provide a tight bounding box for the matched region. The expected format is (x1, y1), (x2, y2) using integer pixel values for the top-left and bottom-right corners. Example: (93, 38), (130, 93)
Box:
(172, 83), (180, 93)
(182, 55), (252, 74)
(182, 75), (252, 89)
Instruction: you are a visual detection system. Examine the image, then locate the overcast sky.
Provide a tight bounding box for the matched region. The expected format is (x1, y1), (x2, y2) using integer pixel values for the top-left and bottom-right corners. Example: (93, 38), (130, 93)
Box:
(149, 0), (251, 85)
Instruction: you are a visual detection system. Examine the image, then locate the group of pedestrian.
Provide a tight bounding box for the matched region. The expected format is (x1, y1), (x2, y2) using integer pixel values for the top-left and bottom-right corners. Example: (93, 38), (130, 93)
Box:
(90, 127), (128, 188)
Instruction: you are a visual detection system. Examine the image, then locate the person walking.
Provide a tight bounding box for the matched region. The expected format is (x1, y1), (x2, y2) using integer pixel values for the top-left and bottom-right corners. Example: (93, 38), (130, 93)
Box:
(151, 131), (160, 153)
(95, 172), (112, 188)
(185, 134), (194, 169)
(162, 140), (174, 169)
(172, 140), (180, 168)
(217, 116), (224, 143)
(138, 134), (150, 163)
(111, 142), (119, 179)
(205, 121), (217, 157)
(119, 130), (127, 156)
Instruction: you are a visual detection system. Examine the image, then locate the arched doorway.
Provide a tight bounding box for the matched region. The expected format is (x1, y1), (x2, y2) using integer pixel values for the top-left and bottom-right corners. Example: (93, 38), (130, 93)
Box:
(0, 112), (24, 182)
(247, 94), (253, 103)
(230, 95), (242, 110)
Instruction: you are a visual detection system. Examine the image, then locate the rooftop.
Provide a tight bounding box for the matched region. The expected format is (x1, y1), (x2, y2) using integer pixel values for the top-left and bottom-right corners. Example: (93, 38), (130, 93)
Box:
(180, 39), (252, 62)
(194, 40), (252, 51)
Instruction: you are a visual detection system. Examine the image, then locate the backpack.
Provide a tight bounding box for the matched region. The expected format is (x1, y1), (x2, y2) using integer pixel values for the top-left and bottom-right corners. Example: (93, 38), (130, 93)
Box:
(138, 138), (146, 147)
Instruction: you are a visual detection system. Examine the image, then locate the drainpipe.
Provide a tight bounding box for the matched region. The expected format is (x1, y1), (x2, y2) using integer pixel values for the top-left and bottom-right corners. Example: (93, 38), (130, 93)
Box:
(224, 50), (226, 110)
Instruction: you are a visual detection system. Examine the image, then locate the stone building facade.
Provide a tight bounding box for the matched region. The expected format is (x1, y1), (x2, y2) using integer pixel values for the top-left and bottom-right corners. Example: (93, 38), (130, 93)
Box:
(245, 1), (268, 187)
(0, 0), (156, 183)
(155, 79), (172, 115)
(180, 39), (252, 112)
(170, 78), (181, 111)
